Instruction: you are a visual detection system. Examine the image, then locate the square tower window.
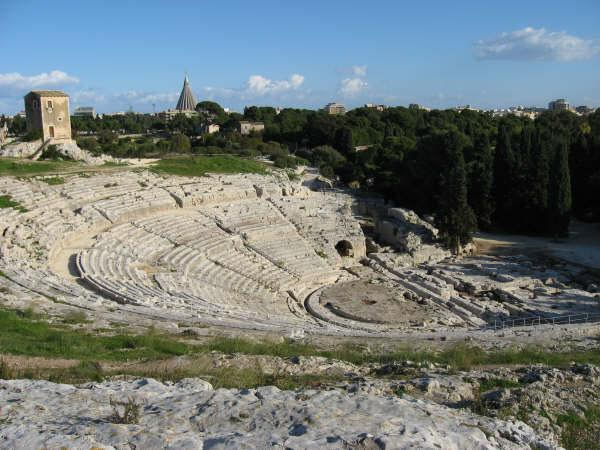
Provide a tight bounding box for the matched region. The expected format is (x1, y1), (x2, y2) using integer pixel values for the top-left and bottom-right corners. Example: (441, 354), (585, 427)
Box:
(33, 100), (39, 109)
(47, 100), (53, 108)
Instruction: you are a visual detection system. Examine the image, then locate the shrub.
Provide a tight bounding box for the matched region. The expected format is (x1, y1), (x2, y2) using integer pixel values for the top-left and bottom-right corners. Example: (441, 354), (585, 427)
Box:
(170, 134), (191, 153)
(109, 397), (142, 424)
(40, 145), (72, 161)
(0, 358), (14, 379)
(22, 129), (42, 142)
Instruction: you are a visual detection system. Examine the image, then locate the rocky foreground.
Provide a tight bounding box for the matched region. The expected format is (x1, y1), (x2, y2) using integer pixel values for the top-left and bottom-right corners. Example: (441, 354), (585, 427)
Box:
(0, 377), (557, 450)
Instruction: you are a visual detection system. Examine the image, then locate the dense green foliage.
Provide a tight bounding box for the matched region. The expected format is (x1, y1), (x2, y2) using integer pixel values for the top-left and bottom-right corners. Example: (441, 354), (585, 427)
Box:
(252, 106), (600, 238)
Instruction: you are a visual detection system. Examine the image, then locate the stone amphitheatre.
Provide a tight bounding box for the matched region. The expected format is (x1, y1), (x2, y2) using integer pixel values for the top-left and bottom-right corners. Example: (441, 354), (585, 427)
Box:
(1, 160), (599, 449)
(0, 165), (598, 337)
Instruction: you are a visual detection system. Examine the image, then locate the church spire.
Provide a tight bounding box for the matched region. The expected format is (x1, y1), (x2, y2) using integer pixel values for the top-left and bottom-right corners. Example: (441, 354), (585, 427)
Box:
(175, 75), (197, 111)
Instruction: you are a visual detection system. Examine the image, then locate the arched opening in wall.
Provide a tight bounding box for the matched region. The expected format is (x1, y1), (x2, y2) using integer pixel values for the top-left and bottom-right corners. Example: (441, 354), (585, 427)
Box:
(335, 240), (354, 257)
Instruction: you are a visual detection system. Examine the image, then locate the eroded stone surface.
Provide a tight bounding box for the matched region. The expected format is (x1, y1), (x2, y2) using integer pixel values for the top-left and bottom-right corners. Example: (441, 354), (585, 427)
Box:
(0, 377), (556, 449)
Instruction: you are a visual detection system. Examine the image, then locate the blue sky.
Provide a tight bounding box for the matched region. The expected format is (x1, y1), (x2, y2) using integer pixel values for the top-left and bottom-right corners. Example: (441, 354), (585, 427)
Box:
(1, 0), (599, 113)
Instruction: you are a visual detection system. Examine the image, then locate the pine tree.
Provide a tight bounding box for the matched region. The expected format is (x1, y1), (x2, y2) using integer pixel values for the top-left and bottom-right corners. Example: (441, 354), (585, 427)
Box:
(548, 139), (572, 236)
(436, 133), (477, 253)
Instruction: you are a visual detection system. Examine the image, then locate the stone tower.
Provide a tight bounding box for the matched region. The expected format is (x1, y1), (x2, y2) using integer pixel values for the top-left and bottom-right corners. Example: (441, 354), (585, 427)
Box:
(24, 90), (72, 142)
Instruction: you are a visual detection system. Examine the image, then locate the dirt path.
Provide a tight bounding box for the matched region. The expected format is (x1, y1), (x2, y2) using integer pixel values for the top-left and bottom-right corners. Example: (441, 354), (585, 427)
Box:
(474, 220), (600, 269)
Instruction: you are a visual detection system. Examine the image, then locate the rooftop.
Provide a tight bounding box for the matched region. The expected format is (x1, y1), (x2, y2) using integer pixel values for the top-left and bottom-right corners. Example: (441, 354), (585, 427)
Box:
(25, 90), (69, 98)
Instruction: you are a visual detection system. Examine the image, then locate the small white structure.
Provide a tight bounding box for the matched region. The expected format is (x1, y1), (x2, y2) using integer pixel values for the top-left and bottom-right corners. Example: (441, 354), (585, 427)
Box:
(324, 102), (346, 115)
(203, 123), (220, 134)
(239, 121), (264, 135)
(74, 106), (97, 119)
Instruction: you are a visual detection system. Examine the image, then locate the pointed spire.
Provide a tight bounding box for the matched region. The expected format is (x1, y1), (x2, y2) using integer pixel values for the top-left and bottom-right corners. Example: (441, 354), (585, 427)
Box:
(176, 75), (197, 111)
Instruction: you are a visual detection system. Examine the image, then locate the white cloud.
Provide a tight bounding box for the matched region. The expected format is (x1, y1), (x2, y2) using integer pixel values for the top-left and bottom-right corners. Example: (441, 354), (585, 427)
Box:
(351, 65), (367, 77)
(246, 73), (304, 95)
(475, 27), (599, 61)
(339, 77), (368, 97)
(0, 70), (79, 90)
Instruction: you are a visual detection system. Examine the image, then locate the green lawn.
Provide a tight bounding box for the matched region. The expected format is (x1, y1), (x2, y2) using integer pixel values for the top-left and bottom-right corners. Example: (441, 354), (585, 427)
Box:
(152, 156), (269, 177)
(0, 158), (76, 176)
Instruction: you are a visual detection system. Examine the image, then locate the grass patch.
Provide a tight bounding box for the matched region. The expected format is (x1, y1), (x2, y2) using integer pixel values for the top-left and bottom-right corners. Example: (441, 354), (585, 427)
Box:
(0, 158), (75, 176)
(40, 176), (65, 185)
(152, 156), (269, 177)
(120, 365), (342, 390)
(557, 406), (600, 450)
(0, 307), (599, 372)
(478, 378), (523, 392)
(2, 360), (343, 391)
(0, 195), (27, 212)
(61, 310), (91, 325)
(102, 161), (128, 167)
(0, 308), (190, 361)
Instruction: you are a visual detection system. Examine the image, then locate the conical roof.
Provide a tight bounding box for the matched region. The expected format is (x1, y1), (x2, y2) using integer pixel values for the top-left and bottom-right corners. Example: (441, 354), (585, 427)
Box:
(175, 76), (197, 111)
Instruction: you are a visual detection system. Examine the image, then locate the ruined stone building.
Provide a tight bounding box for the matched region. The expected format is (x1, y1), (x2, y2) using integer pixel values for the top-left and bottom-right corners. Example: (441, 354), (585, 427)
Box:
(24, 91), (72, 142)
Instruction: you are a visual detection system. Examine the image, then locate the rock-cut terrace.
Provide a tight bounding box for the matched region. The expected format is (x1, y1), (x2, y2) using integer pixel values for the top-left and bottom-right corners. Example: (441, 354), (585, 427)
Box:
(0, 169), (598, 337)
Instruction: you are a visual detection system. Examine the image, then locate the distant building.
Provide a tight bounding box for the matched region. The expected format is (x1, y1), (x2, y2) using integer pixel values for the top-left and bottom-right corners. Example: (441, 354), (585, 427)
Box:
(491, 106), (541, 119)
(454, 104), (481, 112)
(160, 76), (199, 121)
(202, 123), (220, 134)
(74, 106), (97, 119)
(24, 90), (72, 142)
(160, 109), (198, 120)
(324, 102), (346, 115)
(239, 121), (264, 135)
(409, 103), (430, 111)
(0, 122), (8, 145)
(364, 103), (386, 111)
(575, 105), (595, 115)
(548, 98), (570, 112)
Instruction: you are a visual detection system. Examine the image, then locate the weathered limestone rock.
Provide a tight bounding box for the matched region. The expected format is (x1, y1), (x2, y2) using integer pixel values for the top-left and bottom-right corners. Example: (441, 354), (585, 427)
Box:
(0, 378), (556, 449)
(0, 140), (41, 158)
(373, 207), (450, 265)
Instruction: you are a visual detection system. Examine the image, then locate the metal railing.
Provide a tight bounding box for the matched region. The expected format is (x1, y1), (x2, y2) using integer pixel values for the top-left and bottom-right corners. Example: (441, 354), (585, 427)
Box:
(484, 312), (600, 330)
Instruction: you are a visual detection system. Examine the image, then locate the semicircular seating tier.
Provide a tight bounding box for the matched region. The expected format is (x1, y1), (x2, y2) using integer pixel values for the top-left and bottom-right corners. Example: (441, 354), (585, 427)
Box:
(0, 171), (371, 333)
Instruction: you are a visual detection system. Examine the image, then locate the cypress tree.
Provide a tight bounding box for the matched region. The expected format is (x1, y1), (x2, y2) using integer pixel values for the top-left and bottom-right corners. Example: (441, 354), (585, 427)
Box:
(548, 139), (572, 236)
(492, 125), (515, 228)
(436, 132), (477, 253)
(525, 129), (551, 232)
(515, 124), (534, 224)
(467, 133), (494, 229)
